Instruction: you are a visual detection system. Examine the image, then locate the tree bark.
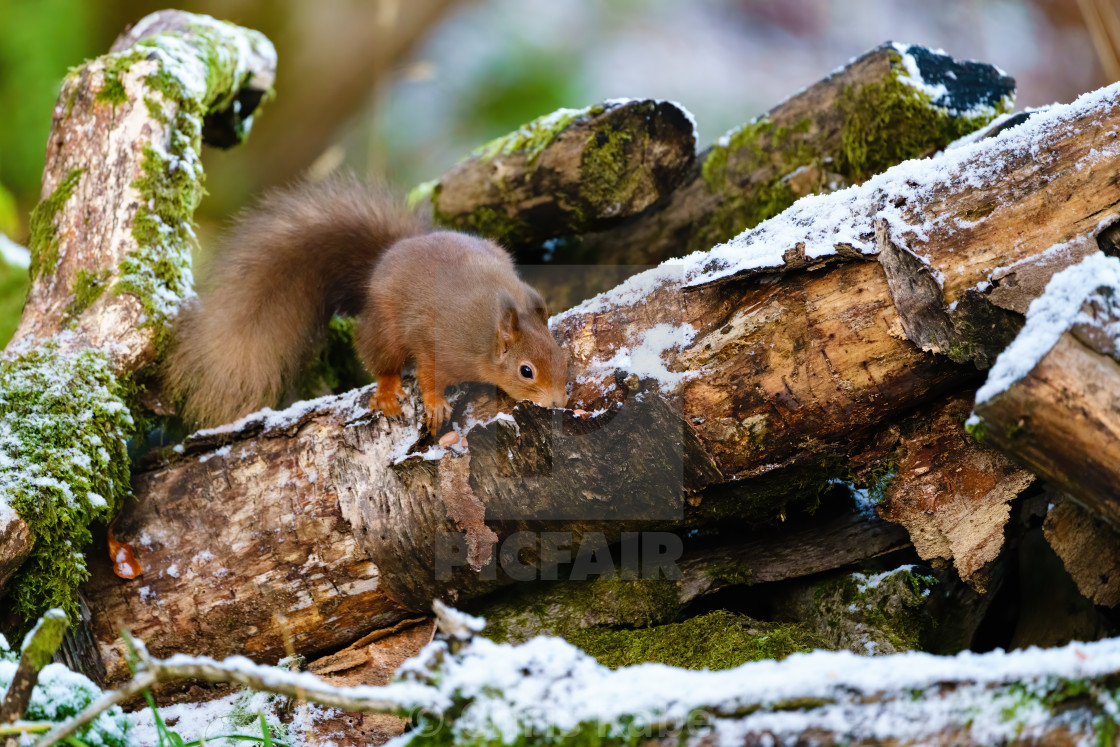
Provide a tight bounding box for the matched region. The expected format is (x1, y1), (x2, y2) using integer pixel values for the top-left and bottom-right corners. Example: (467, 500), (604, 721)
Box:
(11, 10), (276, 368)
(874, 393), (1034, 592)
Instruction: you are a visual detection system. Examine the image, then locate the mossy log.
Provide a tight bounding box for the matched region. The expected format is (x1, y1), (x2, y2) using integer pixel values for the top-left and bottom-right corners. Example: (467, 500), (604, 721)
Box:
(0, 13), (275, 623)
(414, 99), (696, 248)
(472, 510), (910, 643)
(518, 43), (1014, 309)
(79, 79), (1120, 681)
(971, 252), (1120, 528)
(12, 10), (275, 367)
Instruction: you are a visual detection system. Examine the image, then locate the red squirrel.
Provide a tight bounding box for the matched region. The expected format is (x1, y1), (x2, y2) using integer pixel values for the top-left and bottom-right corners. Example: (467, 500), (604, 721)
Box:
(165, 175), (569, 433)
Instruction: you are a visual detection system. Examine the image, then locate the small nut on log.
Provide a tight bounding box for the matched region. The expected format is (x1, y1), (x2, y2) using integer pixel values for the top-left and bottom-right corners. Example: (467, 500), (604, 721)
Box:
(439, 431), (460, 447)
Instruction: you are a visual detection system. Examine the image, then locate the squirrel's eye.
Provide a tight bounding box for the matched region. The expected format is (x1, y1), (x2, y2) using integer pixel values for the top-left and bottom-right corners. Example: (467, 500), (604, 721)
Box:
(519, 364), (534, 380)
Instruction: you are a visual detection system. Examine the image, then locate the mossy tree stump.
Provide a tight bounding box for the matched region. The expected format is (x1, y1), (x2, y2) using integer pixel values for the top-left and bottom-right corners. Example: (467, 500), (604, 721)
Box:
(0, 10), (276, 627)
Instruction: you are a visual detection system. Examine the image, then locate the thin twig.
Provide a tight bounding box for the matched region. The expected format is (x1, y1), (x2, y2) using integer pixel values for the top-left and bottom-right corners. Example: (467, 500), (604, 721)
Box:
(34, 650), (432, 747)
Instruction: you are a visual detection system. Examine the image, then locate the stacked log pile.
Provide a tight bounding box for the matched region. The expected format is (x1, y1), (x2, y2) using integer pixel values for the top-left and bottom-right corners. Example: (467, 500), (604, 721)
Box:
(4, 11), (1120, 746)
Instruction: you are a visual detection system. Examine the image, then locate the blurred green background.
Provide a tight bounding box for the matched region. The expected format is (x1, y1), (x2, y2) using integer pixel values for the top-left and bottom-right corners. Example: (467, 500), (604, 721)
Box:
(0, 0), (1114, 344)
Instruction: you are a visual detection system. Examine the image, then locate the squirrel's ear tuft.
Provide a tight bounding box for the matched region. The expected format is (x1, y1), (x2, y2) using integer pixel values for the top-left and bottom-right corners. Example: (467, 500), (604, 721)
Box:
(526, 286), (549, 324)
(496, 292), (520, 359)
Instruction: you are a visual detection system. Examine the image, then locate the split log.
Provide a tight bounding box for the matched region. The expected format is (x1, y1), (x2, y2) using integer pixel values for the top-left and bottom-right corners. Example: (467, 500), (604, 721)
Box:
(517, 43), (1014, 308)
(82, 78), (1120, 677)
(415, 99), (696, 248)
(971, 252), (1120, 526)
(1044, 496), (1120, 608)
(0, 11), (276, 623)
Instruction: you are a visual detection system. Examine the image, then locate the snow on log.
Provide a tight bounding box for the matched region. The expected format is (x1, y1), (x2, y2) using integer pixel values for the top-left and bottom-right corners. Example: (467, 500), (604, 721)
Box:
(557, 83), (1120, 478)
(530, 42), (1015, 308)
(971, 251), (1120, 527)
(0, 11), (276, 625)
(342, 628), (1120, 746)
(414, 99), (697, 247)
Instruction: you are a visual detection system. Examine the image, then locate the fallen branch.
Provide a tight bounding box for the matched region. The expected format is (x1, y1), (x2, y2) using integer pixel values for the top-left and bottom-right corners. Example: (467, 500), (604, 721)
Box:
(0, 610), (67, 744)
(36, 608), (1120, 747)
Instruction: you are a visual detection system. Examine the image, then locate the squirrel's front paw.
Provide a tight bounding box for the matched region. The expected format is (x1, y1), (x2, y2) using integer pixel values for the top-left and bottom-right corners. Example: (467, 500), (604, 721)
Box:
(374, 375), (406, 417)
(424, 396), (452, 434)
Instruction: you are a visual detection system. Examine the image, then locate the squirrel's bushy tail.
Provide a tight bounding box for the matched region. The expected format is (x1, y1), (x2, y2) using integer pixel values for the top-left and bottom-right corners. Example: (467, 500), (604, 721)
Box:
(165, 175), (425, 427)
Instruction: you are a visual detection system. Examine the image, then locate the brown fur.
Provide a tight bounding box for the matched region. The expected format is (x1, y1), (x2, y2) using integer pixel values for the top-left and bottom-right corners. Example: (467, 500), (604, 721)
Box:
(166, 176), (568, 431)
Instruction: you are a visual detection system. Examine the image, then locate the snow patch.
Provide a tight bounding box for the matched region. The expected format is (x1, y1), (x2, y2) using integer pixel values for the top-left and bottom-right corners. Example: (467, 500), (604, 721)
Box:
(976, 252), (1120, 403)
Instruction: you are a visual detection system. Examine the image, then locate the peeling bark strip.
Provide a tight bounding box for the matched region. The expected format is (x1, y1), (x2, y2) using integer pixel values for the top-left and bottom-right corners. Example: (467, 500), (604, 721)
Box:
(528, 43), (1013, 308)
(971, 252), (1120, 527)
(417, 99), (696, 247)
(12, 10), (276, 371)
(1044, 497), (1120, 608)
(875, 394), (1034, 592)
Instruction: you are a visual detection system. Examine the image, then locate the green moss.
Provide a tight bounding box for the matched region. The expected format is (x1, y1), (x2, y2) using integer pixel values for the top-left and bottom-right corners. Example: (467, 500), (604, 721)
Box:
(436, 203), (531, 245)
(810, 567), (938, 653)
(998, 679), (1120, 746)
(94, 70), (127, 108)
(965, 417), (987, 443)
(470, 105), (601, 164)
(703, 562), (753, 588)
(692, 56), (1009, 254)
(834, 51), (1012, 183)
(479, 576), (683, 645)
(64, 267), (110, 320)
(27, 168), (83, 279)
(866, 457), (899, 504)
(568, 610), (826, 670)
(93, 20), (274, 354)
(297, 315), (371, 399)
(0, 343), (134, 623)
(407, 179), (438, 211)
(694, 118), (816, 252)
(578, 128), (642, 216)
